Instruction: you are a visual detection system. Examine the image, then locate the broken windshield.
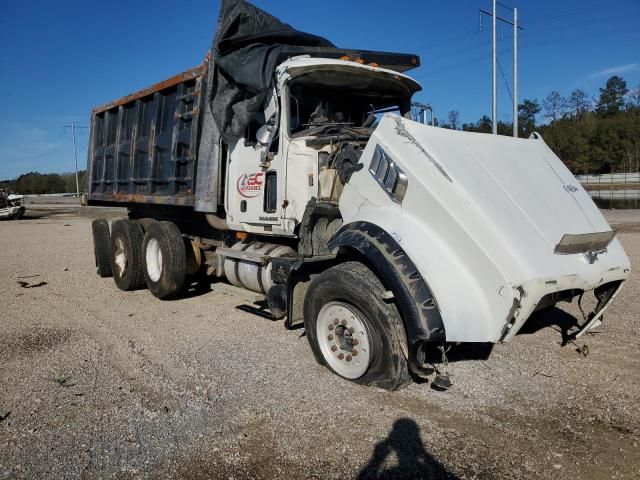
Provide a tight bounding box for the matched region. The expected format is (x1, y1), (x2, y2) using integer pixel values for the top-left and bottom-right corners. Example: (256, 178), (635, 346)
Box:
(287, 68), (415, 138)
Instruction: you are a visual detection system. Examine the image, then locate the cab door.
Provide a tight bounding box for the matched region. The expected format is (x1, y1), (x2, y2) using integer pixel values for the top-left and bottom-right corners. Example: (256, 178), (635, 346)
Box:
(224, 98), (285, 232)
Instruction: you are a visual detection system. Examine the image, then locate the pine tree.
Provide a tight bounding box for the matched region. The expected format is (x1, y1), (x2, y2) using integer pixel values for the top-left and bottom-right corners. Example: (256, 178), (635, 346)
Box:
(518, 99), (541, 137)
(627, 85), (640, 111)
(543, 91), (565, 122)
(597, 76), (628, 115)
(566, 89), (591, 117)
(447, 110), (460, 130)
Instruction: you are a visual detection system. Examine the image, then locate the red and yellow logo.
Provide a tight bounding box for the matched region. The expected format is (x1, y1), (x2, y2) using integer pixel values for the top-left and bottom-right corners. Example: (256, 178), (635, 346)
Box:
(237, 172), (264, 198)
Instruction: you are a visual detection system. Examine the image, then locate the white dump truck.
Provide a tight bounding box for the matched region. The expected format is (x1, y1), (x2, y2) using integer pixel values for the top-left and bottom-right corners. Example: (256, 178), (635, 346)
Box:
(87, 0), (630, 390)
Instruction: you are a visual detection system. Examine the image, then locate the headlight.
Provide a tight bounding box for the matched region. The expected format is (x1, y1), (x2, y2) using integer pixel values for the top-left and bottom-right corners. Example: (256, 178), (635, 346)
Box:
(369, 145), (408, 204)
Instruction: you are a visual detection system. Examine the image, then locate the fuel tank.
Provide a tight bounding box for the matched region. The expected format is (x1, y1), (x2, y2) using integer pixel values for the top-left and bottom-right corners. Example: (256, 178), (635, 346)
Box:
(223, 241), (296, 294)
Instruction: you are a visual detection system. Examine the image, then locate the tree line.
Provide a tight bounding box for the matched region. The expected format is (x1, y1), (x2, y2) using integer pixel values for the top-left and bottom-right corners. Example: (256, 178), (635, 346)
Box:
(440, 75), (640, 174)
(2, 76), (638, 193)
(0, 171), (87, 195)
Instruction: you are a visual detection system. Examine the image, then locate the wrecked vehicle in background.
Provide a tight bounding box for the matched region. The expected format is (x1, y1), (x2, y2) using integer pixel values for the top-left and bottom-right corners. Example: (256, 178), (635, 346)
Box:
(0, 193), (25, 220)
(86, 0), (631, 390)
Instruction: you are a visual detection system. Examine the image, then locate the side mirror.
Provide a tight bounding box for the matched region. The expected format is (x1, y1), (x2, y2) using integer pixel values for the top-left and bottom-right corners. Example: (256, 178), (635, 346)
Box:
(256, 124), (277, 147)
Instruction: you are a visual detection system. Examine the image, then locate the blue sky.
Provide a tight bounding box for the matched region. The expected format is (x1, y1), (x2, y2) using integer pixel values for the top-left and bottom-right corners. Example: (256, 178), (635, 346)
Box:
(1, 0), (639, 180)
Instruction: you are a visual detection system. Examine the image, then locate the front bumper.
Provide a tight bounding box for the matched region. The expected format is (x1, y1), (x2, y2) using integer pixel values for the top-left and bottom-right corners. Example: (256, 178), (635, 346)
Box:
(500, 271), (628, 343)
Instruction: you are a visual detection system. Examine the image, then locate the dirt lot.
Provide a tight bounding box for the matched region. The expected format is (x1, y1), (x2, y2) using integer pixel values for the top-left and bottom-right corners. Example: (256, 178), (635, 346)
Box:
(1, 205), (639, 479)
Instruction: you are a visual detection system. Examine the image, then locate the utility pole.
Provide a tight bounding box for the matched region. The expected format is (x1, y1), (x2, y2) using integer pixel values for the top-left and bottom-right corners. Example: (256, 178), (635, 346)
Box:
(480, 3), (524, 137)
(513, 7), (518, 137)
(64, 122), (89, 197)
(492, 0), (497, 135)
(72, 122), (79, 197)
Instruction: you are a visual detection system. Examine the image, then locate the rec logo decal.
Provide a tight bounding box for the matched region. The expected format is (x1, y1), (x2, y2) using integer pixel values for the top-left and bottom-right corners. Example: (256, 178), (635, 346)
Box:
(237, 172), (264, 198)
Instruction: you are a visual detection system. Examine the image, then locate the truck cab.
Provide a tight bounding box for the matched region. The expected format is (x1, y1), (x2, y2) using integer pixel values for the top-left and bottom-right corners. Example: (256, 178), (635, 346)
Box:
(224, 57), (420, 236)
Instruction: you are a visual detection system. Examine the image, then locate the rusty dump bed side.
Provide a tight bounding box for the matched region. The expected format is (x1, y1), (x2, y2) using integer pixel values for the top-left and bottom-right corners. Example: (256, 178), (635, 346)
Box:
(87, 65), (205, 207)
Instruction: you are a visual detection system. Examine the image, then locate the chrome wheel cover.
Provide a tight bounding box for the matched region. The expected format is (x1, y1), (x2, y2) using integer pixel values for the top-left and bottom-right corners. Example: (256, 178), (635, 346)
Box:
(145, 238), (162, 282)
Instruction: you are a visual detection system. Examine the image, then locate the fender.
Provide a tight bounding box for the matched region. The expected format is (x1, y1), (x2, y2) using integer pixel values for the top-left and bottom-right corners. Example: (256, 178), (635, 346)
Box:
(328, 221), (445, 375)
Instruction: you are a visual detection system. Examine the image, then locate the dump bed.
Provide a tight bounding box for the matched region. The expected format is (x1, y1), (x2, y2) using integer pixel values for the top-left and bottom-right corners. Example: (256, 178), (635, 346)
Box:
(87, 65), (205, 207)
(86, 47), (420, 209)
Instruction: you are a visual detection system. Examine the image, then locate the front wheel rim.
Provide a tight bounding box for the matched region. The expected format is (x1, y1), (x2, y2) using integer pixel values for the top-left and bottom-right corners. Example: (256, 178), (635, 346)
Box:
(145, 238), (163, 282)
(316, 301), (372, 379)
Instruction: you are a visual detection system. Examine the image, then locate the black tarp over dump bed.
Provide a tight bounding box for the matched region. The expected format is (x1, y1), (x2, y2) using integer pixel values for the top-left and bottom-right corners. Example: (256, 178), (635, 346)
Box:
(87, 0), (420, 209)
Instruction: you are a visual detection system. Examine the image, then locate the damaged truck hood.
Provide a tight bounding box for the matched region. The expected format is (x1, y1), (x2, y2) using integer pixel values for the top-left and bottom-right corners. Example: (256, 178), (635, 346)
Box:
(276, 57), (421, 94)
(340, 115), (631, 343)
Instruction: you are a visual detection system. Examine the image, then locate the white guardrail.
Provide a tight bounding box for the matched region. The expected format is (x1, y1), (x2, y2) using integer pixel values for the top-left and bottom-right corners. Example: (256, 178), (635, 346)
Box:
(576, 172), (640, 184)
(576, 172), (640, 206)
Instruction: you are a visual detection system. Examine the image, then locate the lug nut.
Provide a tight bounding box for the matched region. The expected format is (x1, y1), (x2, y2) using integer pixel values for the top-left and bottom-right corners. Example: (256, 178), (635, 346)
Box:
(333, 319), (339, 326)
(327, 334), (334, 341)
(351, 349), (358, 356)
(346, 355), (352, 362)
(348, 327), (355, 334)
(331, 345), (337, 352)
(328, 324), (334, 331)
(338, 353), (345, 360)
(352, 339), (359, 346)
(341, 319), (347, 326)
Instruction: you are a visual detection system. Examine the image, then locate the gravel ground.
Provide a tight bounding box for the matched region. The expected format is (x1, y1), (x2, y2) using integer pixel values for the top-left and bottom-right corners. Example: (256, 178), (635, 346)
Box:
(0, 207), (639, 479)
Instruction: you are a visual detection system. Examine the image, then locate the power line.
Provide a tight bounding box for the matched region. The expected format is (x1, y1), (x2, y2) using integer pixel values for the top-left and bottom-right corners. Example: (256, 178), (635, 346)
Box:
(527, 9), (596, 25)
(423, 5), (632, 66)
(532, 17), (604, 34)
(419, 15), (525, 73)
(423, 13), (604, 72)
(519, 27), (639, 52)
(526, 0), (634, 24)
(496, 1), (513, 10)
(425, 39), (493, 66)
(497, 57), (513, 102)
(76, 138), (88, 152)
(479, 2), (521, 136)
(431, 29), (484, 48)
(49, 130), (69, 143)
(10, 145), (72, 162)
(412, 27), (639, 94)
(7, 127), (89, 164)
(412, 44), (515, 79)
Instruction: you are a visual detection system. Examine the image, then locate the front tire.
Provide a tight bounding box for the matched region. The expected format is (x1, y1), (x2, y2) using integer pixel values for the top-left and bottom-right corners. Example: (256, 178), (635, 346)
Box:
(142, 221), (187, 300)
(304, 261), (411, 390)
(110, 219), (146, 291)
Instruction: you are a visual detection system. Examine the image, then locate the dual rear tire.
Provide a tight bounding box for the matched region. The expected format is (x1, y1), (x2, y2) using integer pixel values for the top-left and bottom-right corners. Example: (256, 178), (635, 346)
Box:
(110, 219), (146, 291)
(142, 220), (186, 299)
(92, 219), (112, 278)
(93, 218), (186, 299)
